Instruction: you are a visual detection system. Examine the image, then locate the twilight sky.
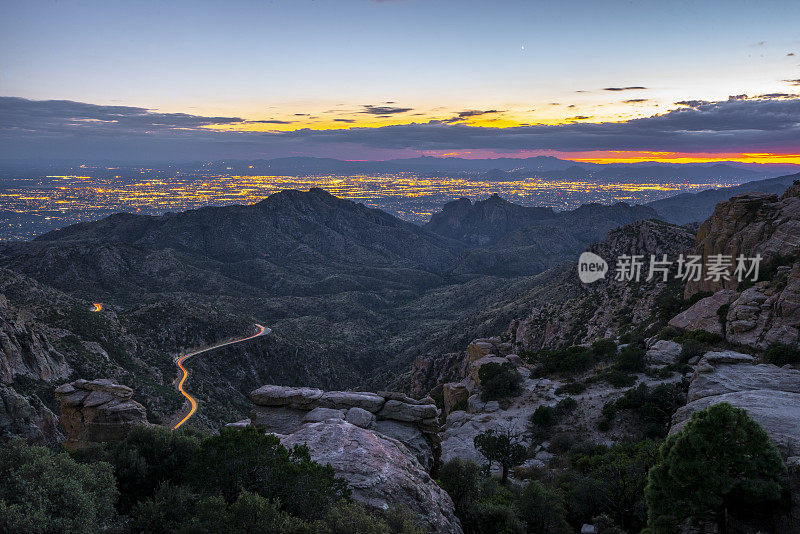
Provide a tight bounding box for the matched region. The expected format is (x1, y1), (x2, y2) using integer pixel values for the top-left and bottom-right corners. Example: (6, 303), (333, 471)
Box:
(1, 0), (799, 163)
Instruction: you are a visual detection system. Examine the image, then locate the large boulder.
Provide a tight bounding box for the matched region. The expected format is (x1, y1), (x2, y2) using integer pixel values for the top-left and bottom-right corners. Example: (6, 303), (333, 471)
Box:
(645, 340), (682, 365)
(250, 406), (307, 434)
(671, 351), (800, 457)
(375, 419), (434, 471)
(467, 340), (495, 362)
(250, 385), (323, 408)
(317, 391), (385, 413)
(280, 420), (462, 534)
(55, 379), (148, 450)
(668, 290), (738, 335)
(377, 399), (438, 422)
(442, 381), (470, 415)
(725, 268), (800, 349)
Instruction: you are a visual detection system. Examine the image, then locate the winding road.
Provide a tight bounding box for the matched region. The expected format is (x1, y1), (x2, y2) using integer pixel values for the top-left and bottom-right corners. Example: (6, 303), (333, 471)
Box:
(172, 323), (270, 430)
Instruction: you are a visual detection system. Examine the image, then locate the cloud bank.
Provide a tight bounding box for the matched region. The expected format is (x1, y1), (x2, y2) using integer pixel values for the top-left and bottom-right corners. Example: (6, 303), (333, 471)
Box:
(1, 94), (799, 161)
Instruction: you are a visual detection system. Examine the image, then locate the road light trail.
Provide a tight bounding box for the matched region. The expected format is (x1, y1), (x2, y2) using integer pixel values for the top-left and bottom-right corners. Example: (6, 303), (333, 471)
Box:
(172, 323), (269, 430)
(90, 303), (103, 312)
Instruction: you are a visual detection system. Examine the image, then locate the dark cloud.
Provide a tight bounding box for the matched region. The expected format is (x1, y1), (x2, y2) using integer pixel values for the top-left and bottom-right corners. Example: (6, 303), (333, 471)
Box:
(785, 79), (800, 86)
(0, 97), (243, 133)
(442, 109), (503, 124)
(361, 104), (412, 115)
(247, 119), (293, 124)
(2, 94), (800, 161)
(788, 53), (795, 57)
(333, 118), (355, 123)
(623, 99), (648, 103)
(567, 116), (592, 120)
(604, 86), (647, 91)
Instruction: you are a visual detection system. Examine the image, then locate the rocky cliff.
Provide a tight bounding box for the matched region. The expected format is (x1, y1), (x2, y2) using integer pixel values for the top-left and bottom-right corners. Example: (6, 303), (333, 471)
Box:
(55, 378), (149, 450)
(670, 182), (800, 350)
(233, 384), (461, 533)
(245, 385), (441, 471)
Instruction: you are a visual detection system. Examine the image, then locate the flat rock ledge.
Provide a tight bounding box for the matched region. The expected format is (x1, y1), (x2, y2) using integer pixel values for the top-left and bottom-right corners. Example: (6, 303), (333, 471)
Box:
(248, 385), (441, 471)
(280, 420), (462, 534)
(55, 379), (149, 450)
(671, 350), (800, 457)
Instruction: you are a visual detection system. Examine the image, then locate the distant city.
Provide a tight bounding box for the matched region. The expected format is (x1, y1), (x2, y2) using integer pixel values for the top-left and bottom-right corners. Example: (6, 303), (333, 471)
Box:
(0, 161), (750, 240)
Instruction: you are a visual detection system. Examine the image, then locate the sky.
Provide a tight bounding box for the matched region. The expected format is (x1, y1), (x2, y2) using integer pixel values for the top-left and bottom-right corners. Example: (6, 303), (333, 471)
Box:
(1, 0), (799, 163)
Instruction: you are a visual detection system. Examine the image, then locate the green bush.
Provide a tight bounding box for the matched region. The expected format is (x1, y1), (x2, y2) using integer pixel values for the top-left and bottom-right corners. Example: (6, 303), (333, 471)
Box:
(598, 369), (636, 388)
(438, 458), (521, 533)
(555, 381), (586, 395)
(560, 440), (660, 532)
(646, 403), (786, 533)
(191, 427), (349, 520)
(76, 425), (201, 512)
(555, 397), (578, 414)
(591, 339), (618, 359)
(764, 344), (800, 366)
(473, 429), (527, 483)
(616, 344), (646, 372)
(479, 362), (523, 401)
(609, 382), (687, 437)
(679, 339), (706, 363)
(0, 439), (118, 534)
(516, 481), (571, 534)
(131, 484), (313, 534)
(531, 405), (556, 428)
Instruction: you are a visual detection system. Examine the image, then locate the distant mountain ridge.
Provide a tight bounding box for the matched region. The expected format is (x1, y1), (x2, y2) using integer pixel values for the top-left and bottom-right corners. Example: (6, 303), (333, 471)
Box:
(647, 172), (800, 224)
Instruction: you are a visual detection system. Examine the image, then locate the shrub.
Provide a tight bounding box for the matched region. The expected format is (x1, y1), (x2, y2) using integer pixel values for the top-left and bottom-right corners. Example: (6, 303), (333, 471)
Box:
(679, 339), (706, 363)
(473, 429), (527, 483)
(0, 439), (118, 534)
(615, 344), (646, 372)
(555, 397), (578, 415)
(655, 325), (682, 341)
(646, 403), (786, 533)
(613, 382), (687, 437)
(438, 458), (521, 533)
(76, 425), (201, 512)
(563, 441), (660, 532)
(555, 381), (586, 395)
(190, 427), (350, 520)
(599, 369), (636, 388)
(131, 484), (312, 534)
(531, 405), (556, 428)
(764, 344), (800, 366)
(479, 362), (523, 401)
(591, 339), (617, 359)
(516, 481), (571, 534)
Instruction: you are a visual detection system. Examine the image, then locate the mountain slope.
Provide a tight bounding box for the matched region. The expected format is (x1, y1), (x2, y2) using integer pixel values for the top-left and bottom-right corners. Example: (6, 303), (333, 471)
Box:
(647, 172), (800, 224)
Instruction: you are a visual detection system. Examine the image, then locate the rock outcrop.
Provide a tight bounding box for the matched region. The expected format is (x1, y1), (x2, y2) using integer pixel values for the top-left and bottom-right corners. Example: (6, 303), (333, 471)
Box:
(55, 378), (148, 450)
(667, 184), (800, 350)
(667, 289), (738, 335)
(513, 220), (694, 351)
(669, 349), (800, 532)
(645, 340), (682, 365)
(671, 351), (800, 456)
(280, 420), (462, 534)
(0, 384), (61, 444)
(686, 184), (800, 297)
(249, 385), (440, 471)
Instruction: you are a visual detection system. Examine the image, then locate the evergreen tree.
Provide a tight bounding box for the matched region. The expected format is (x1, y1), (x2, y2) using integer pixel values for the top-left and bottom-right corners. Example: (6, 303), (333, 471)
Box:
(645, 403), (786, 534)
